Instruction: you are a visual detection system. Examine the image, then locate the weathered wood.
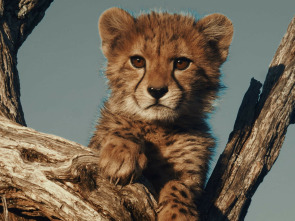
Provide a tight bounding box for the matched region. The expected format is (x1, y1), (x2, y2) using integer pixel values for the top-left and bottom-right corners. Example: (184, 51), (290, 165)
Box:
(0, 22), (25, 125)
(0, 116), (157, 220)
(0, 1), (54, 220)
(0, 0), (53, 125)
(201, 16), (295, 221)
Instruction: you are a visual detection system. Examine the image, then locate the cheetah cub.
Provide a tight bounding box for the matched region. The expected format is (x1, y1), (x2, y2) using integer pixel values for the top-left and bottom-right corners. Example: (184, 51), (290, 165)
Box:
(89, 7), (233, 220)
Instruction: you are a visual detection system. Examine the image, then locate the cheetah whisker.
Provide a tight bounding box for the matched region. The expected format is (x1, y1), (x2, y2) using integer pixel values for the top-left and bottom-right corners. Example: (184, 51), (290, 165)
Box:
(115, 177), (120, 185)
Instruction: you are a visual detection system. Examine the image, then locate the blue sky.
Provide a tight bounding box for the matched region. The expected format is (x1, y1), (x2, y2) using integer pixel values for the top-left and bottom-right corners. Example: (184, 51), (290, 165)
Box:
(18, 1), (295, 220)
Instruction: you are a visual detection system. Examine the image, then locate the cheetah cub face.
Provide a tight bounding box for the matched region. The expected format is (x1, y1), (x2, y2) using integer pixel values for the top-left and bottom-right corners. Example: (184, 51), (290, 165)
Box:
(99, 8), (233, 122)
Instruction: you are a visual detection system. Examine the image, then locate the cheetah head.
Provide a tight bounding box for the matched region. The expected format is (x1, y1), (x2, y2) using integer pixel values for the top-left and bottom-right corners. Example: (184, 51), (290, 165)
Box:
(98, 8), (233, 122)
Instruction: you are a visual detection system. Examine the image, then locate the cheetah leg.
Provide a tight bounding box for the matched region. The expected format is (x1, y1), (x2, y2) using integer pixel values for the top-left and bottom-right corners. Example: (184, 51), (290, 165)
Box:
(157, 180), (200, 221)
(98, 135), (147, 185)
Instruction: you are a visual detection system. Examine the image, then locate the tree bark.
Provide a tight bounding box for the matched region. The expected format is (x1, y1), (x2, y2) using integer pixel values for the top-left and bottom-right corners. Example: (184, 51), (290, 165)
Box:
(0, 1), (294, 220)
(0, 116), (157, 221)
(0, 1), (54, 220)
(201, 16), (295, 221)
(0, 0), (54, 126)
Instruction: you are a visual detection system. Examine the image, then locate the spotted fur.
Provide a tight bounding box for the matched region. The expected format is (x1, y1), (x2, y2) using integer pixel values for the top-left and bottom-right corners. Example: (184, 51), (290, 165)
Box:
(89, 7), (233, 221)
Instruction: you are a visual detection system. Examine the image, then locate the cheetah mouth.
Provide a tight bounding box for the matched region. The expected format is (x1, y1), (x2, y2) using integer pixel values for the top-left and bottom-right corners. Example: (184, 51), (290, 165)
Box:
(144, 103), (172, 110)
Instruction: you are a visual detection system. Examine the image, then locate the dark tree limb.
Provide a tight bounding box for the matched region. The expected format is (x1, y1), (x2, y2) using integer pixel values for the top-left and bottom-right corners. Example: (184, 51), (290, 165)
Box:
(0, 0), (53, 126)
(0, 1), (294, 220)
(201, 16), (295, 221)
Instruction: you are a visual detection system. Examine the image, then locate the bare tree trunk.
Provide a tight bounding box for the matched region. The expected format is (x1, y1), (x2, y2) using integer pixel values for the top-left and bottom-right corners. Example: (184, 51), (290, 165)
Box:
(0, 1), (294, 220)
(1, 0), (50, 220)
(201, 16), (295, 221)
(0, 0), (54, 125)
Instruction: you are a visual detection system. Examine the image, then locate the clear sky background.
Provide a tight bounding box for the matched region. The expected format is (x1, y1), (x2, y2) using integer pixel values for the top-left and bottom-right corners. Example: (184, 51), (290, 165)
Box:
(18, 0), (295, 220)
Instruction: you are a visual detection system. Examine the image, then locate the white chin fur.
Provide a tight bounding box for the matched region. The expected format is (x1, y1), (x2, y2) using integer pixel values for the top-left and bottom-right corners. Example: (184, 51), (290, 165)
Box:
(116, 96), (179, 122)
(139, 106), (178, 121)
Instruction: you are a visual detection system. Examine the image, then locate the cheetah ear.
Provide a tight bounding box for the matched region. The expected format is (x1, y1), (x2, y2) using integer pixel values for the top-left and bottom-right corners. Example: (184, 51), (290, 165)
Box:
(98, 7), (135, 56)
(196, 13), (234, 63)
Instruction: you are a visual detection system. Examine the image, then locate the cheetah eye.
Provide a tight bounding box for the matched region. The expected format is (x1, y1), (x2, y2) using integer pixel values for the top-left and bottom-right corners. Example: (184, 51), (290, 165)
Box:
(174, 57), (191, 70)
(130, 56), (146, 68)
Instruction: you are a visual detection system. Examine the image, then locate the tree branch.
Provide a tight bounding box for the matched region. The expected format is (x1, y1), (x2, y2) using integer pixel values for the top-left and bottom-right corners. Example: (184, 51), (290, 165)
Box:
(0, 0), (53, 125)
(0, 116), (157, 220)
(201, 16), (295, 221)
(17, 0), (54, 47)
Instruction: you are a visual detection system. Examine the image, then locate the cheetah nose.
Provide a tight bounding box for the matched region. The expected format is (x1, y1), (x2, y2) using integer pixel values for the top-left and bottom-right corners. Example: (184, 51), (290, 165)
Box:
(147, 86), (168, 99)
